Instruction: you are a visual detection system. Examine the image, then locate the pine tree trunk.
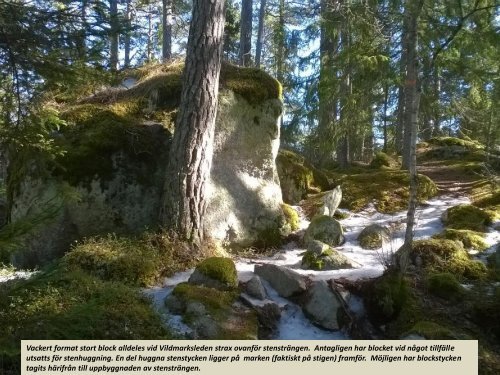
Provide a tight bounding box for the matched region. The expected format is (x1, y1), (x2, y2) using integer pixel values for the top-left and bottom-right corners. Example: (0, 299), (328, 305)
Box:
(255, 0), (266, 68)
(276, 0), (285, 84)
(162, 0), (173, 61)
(160, 0), (225, 242)
(398, 0), (424, 273)
(239, 0), (252, 66)
(109, 0), (119, 71)
(124, 0), (131, 68)
(395, 13), (409, 156)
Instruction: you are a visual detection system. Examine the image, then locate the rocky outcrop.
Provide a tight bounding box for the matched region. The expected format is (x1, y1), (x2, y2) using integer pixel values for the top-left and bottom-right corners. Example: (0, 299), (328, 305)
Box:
(8, 63), (286, 267)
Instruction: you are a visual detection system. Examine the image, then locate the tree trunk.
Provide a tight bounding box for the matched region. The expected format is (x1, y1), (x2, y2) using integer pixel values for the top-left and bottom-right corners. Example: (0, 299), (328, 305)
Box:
(395, 12), (409, 155)
(109, 0), (119, 71)
(276, 0), (285, 84)
(239, 0), (252, 66)
(383, 82), (389, 153)
(124, 0), (131, 68)
(398, 0), (424, 273)
(160, 0), (226, 242)
(147, 6), (153, 62)
(255, 0), (266, 68)
(162, 0), (173, 61)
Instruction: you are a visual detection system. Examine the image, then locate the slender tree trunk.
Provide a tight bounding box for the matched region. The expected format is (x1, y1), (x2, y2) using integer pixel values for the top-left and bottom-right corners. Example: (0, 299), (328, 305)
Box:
(124, 0), (131, 68)
(383, 82), (389, 153)
(276, 0), (285, 84)
(162, 0), (173, 61)
(109, 0), (119, 71)
(147, 6), (153, 62)
(398, 0), (424, 273)
(395, 12), (409, 155)
(255, 0), (266, 68)
(76, 0), (88, 60)
(239, 0), (252, 66)
(160, 0), (226, 242)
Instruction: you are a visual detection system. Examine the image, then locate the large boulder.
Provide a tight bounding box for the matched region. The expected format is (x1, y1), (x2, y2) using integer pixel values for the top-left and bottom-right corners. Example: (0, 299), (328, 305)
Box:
(8, 63), (285, 267)
(303, 215), (345, 247)
(188, 257), (238, 291)
(254, 264), (307, 298)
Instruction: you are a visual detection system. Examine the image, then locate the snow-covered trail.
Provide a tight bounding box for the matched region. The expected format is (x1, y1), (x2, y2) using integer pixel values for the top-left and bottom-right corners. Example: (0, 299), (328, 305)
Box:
(145, 194), (500, 339)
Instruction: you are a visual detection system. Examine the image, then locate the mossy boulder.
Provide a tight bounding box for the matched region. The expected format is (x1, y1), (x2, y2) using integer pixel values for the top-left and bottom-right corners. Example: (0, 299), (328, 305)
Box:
(407, 239), (487, 280)
(276, 150), (314, 204)
(304, 215), (345, 247)
(442, 204), (494, 232)
(281, 203), (300, 231)
(8, 62), (286, 267)
(370, 152), (399, 169)
(426, 272), (465, 300)
(428, 136), (484, 150)
(301, 240), (354, 270)
(188, 257), (238, 290)
(166, 283), (258, 339)
(432, 229), (488, 251)
(358, 224), (390, 250)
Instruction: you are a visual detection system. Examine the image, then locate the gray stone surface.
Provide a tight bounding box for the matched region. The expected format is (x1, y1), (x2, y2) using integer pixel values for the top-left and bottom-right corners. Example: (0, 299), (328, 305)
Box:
(358, 224), (391, 250)
(303, 280), (343, 331)
(322, 186), (342, 217)
(245, 275), (267, 300)
(254, 264), (307, 298)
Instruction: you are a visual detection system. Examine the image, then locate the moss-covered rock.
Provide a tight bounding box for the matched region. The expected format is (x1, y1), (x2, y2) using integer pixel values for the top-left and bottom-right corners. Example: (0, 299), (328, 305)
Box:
(188, 257), (238, 290)
(370, 152), (399, 169)
(276, 150), (314, 204)
(442, 204), (494, 232)
(408, 239), (487, 280)
(9, 61), (286, 267)
(426, 272), (465, 300)
(304, 215), (345, 247)
(472, 286), (500, 340)
(428, 136), (484, 150)
(167, 283), (258, 339)
(358, 224), (390, 250)
(432, 229), (488, 251)
(281, 203), (300, 231)
(301, 248), (354, 271)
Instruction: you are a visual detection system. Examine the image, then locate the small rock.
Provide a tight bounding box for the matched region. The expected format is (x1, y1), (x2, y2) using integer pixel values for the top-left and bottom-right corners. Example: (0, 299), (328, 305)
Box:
(304, 215), (345, 247)
(254, 264), (307, 298)
(164, 294), (184, 314)
(302, 280), (344, 331)
(245, 276), (267, 300)
(307, 240), (330, 256)
(185, 301), (207, 317)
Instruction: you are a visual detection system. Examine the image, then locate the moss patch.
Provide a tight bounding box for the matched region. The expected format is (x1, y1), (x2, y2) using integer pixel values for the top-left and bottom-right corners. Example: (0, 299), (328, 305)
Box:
(428, 136), (484, 150)
(281, 203), (300, 231)
(404, 321), (457, 340)
(370, 152), (399, 169)
(63, 232), (219, 287)
(410, 239), (487, 280)
(220, 63), (282, 105)
(276, 150), (314, 204)
(318, 169), (437, 214)
(426, 272), (465, 300)
(433, 229), (488, 251)
(443, 204), (494, 232)
(195, 257), (238, 289)
(0, 264), (170, 373)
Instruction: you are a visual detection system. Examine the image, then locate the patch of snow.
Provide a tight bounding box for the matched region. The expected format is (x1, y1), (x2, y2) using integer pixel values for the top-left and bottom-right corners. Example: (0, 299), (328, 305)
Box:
(0, 269), (37, 283)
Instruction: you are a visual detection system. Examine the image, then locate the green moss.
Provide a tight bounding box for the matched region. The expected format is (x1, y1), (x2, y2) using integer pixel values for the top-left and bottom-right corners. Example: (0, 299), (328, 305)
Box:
(410, 239), (487, 280)
(443, 204), (494, 232)
(253, 224), (283, 249)
(366, 270), (412, 325)
(281, 203), (299, 231)
(428, 136), (484, 150)
(474, 190), (500, 220)
(304, 215), (344, 247)
(370, 152), (398, 169)
(0, 264), (170, 373)
(433, 229), (488, 251)
(302, 250), (325, 270)
(195, 257), (238, 289)
(276, 150), (314, 204)
(323, 169), (437, 213)
(220, 63), (282, 105)
(172, 283), (238, 313)
(472, 287), (500, 340)
(405, 321), (457, 340)
(426, 272), (465, 300)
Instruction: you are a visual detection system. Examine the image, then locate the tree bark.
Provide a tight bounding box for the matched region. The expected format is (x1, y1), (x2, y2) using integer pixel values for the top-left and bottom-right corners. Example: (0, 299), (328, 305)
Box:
(160, 0), (226, 242)
(255, 0), (266, 68)
(109, 0), (119, 71)
(124, 0), (132, 68)
(395, 12), (409, 155)
(239, 0), (252, 66)
(162, 0), (173, 61)
(398, 0), (424, 273)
